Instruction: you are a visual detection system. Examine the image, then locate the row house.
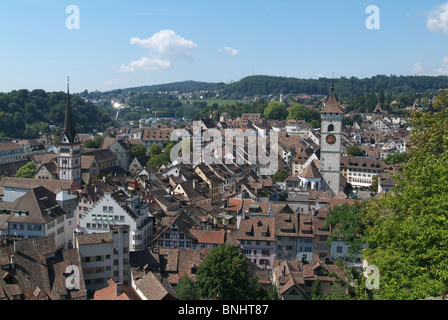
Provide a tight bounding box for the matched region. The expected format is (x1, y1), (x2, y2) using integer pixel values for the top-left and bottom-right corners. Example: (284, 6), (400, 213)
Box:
(150, 209), (225, 250)
(272, 259), (347, 300)
(233, 216), (275, 270)
(141, 128), (173, 150)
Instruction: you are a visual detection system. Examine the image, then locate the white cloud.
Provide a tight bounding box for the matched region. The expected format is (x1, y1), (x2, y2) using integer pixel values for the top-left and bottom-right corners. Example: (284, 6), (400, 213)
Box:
(411, 57), (448, 76)
(130, 30), (198, 58)
(121, 30), (197, 73)
(431, 56), (448, 75)
(427, 2), (448, 34)
(120, 57), (171, 72)
(220, 46), (239, 56)
(411, 62), (423, 74)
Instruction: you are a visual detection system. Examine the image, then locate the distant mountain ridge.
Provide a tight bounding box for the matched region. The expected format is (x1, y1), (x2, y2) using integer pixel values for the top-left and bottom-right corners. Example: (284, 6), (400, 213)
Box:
(97, 75), (448, 98)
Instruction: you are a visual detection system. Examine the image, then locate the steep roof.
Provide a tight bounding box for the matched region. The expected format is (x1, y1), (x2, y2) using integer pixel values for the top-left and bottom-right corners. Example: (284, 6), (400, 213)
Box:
(58, 84), (79, 145)
(321, 94), (344, 114)
(299, 161), (321, 179)
(7, 186), (66, 224)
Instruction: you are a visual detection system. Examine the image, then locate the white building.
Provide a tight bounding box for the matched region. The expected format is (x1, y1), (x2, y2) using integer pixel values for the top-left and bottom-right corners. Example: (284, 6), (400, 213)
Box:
(78, 191), (153, 251)
(75, 225), (131, 293)
(5, 186), (76, 250)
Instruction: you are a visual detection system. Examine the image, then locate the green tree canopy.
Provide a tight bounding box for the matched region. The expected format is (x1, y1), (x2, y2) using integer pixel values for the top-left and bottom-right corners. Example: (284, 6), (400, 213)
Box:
(149, 144), (163, 156)
(263, 101), (288, 120)
(346, 146), (364, 157)
(131, 144), (147, 158)
(360, 89), (448, 299)
(196, 244), (269, 300)
(15, 162), (36, 178)
(84, 135), (103, 149)
(176, 273), (201, 300)
(273, 169), (288, 182)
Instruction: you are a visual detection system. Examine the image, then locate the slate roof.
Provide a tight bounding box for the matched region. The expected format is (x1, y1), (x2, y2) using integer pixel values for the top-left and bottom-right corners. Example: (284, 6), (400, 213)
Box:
(7, 186), (66, 225)
(0, 237), (86, 300)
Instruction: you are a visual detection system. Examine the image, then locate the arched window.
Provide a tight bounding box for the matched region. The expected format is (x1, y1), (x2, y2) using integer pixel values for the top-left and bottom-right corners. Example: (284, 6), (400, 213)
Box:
(328, 124), (335, 132)
(307, 181), (312, 189)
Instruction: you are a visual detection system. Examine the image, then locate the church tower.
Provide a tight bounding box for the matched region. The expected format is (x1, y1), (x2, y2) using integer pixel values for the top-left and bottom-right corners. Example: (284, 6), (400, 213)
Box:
(319, 83), (344, 196)
(57, 77), (82, 187)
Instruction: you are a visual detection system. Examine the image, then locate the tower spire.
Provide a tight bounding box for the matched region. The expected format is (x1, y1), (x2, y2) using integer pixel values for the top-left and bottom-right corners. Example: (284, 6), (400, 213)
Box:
(59, 76), (78, 145)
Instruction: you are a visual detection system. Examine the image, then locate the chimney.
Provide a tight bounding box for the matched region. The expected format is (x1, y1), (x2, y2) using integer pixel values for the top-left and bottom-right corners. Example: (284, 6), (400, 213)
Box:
(13, 239), (17, 254)
(10, 255), (14, 269)
(73, 231), (78, 249)
(193, 179), (196, 189)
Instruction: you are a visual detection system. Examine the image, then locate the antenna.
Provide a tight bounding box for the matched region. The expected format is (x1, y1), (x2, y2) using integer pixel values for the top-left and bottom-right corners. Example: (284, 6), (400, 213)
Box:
(331, 72), (335, 93)
(67, 76), (70, 92)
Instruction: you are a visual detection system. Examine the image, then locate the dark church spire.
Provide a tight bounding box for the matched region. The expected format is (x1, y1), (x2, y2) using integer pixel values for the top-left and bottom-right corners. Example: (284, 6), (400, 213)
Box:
(59, 76), (78, 144)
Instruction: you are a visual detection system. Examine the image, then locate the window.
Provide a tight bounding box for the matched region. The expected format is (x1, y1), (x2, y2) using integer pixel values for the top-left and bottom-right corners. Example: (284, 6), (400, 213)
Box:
(328, 124), (335, 132)
(337, 246), (343, 253)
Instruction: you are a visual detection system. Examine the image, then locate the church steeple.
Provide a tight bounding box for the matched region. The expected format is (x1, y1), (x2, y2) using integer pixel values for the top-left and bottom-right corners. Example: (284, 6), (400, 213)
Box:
(59, 77), (79, 145)
(57, 77), (82, 188)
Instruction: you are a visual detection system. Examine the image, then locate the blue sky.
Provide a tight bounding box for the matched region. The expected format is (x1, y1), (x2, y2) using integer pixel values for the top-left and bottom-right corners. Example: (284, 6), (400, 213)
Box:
(1, 0), (448, 93)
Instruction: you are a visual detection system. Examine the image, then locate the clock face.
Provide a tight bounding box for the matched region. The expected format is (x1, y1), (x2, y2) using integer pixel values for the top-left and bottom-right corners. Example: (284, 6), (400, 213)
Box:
(326, 134), (336, 145)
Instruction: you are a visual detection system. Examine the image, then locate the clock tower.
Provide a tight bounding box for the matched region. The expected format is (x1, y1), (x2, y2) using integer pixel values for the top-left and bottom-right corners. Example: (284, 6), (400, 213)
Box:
(57, 77), (82, 188)
(320, 86), (344, 196)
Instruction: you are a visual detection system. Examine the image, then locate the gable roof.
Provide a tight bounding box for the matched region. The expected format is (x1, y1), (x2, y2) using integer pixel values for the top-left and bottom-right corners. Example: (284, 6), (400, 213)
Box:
(93, 278), (141, 300)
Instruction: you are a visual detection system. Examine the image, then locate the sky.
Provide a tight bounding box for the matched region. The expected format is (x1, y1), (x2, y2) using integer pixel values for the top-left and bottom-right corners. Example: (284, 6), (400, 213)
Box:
(1, 0), (448, 93)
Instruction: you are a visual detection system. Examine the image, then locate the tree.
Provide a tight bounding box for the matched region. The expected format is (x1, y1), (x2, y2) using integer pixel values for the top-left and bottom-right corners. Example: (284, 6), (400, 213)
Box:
(176, 274), (201, 300)
(324, 201), (366, 262)
(84, 135), (103, 149)
(149, 144), (163, 156)
(369, 175), (379, 192)
(15, 162), (36, 178)
(383, 152), (410, 165)
(273, 170), (288, 182)
(147, 153), (170, 168)
(360, 89), (448, 299)
(311, 279), (324, 300)
(131, 144), (147, 158)
(263, 101), (288, 120)
(346, 146), (363, 157)
(196, 244), (268, 300)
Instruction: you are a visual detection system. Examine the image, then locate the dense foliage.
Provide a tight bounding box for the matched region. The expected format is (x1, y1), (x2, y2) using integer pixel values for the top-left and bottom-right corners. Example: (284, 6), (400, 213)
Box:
(0, 89), (116, 139)
(325, 89), (448, 300)
(196, 245), (275, 300)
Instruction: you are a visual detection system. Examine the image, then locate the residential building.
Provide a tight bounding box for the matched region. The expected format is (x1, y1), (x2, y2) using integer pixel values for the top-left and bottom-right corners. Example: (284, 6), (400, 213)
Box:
(78, 191), (153, 251)
(0, 142), (25, 165)
(274, 204), (299, 260)
(75, 225), (131, 293)
(5, 187), (76, 249)
(233, 216), (275, 270)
